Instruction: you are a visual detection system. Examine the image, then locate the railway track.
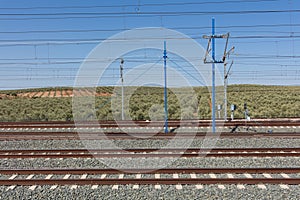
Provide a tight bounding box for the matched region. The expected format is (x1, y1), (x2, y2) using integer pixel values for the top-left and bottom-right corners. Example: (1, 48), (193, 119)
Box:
(1, 148), (300, 158)
(0, 120), (299, 195)
(0, 119), (299, 129)
(0, 132), (299, 140)
(0, 168), (299, 187)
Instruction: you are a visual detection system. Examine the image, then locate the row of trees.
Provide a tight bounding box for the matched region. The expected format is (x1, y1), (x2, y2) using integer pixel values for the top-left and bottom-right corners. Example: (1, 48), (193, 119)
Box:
(0, 85), (299, 121)
(0, 98), (72, 121)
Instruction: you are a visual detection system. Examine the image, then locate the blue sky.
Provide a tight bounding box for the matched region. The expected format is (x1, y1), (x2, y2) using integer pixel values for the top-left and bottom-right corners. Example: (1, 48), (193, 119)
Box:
(0, 0), (299, 89)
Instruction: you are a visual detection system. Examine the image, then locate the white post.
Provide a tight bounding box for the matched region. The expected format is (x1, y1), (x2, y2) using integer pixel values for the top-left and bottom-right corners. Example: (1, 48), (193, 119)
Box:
(224, 64), (227, 121)
(120, 59), (124, 120)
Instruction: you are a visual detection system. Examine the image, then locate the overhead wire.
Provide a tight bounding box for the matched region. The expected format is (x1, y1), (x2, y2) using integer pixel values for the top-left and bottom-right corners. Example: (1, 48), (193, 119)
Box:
(0, 23), (300, 34)
(0, 9), (299, 21)
(3, 10), (300, 17)
(0, 34), (299, 46)
(0, 0), (279, 10)
(0, 24), (300, 35)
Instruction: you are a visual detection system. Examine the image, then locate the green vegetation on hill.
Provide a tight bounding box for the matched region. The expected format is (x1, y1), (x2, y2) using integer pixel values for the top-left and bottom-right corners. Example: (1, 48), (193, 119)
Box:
(227, 85), (300, 118)
(0, 98), (72, 121)
(0, 85), (299, 122)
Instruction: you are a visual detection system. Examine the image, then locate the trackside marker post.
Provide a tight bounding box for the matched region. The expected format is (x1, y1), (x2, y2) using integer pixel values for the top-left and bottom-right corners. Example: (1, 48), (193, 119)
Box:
(163, 41), (168, 133)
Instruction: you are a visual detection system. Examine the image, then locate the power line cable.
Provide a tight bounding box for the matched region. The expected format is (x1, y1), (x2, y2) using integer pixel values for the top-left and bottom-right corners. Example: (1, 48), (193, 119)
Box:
(0, 9), (299, 20)
(0, 34), (299, 46)
(1, 23), (300, 34)
(3, 9), (299, 16)
(0, 0), (279, 10)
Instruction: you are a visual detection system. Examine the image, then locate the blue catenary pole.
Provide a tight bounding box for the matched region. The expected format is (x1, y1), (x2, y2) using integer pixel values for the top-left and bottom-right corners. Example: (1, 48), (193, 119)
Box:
(212, 18), (216, 133)
(163, 41), (168, 133)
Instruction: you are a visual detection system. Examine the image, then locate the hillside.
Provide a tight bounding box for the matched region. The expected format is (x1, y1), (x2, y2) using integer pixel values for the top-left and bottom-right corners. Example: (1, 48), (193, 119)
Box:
(0, 85), (299, 122)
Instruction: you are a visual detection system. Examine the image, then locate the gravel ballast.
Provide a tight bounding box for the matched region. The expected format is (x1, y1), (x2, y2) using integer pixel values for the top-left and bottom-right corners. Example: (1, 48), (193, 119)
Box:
(1, 137), (299, 199)
(0, 138), (300, 150)
(1, 157), (300, 169)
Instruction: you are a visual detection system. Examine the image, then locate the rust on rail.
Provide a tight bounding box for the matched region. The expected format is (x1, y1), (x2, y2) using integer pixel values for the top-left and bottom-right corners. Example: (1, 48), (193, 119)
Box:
(1, 168), (300, 175)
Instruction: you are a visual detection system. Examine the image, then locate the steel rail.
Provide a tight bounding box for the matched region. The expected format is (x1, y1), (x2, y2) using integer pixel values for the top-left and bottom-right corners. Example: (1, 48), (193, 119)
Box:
(0, 119), (299, 129)
(1, 147), (299, 153)
(0, 134), (300, 141)
(0, 178), (299, 186)
(1, 152), (300, 158)
(1, 132), (299, 135)
(1, 168), (299, 174)
(0, 132), (300, 140)
(0, 148), (300, 158)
